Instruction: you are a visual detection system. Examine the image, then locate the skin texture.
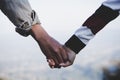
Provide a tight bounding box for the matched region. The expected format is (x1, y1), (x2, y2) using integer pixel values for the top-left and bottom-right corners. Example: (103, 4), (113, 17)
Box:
(30, 24), (76, 68)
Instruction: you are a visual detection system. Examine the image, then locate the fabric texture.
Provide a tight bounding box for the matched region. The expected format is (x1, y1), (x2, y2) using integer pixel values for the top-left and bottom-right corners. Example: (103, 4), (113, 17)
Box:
(0, 0), (40, 36)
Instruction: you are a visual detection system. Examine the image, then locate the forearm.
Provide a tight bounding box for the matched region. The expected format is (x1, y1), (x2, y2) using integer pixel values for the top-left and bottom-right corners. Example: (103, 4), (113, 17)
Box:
(82, 5), (119, 34)
(30, 24), (53, 58)
(65, 5), (119, 54)
(30, 24), (50, 42)
(30, 24), (67, 68)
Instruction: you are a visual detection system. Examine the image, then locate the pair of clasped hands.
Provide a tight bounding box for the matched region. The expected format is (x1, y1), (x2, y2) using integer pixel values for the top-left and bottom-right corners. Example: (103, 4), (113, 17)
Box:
(31, 24), (76, 69)
(42, 37), (76, 69)
(47, 45), (76, 68)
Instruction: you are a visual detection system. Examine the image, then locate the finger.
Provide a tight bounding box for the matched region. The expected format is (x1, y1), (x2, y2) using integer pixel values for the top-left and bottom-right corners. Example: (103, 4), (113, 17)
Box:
(60, 61), (72, 67)
(60, 46), (76, 67)
(47, 59), (55, 66)
(47, 59), (55, 68)
(46, 53), (60, 67)
(61, 46), (69, 62)
(47, 59), (61, 68)
(51, 66), (54, 69)
(54, 65), (61, 68)
(51, 50), (64, 64)
(51, 55), (61, 68)
(47, 53), (63, 68)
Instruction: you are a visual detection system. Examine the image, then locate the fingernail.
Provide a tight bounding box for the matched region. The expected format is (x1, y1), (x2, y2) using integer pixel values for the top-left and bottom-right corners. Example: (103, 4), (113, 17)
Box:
(48, 59), (51, 63)
(60, 63), (65, 66)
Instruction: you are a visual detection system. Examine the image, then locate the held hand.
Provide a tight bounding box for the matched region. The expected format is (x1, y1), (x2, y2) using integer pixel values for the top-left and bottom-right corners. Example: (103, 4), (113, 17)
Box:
(30, 24), (76, 68)
(60, 46), (76, 67)
(47, 46), (76, 68)
(30, 24), (65, 68)
(40, 37), (66, 68)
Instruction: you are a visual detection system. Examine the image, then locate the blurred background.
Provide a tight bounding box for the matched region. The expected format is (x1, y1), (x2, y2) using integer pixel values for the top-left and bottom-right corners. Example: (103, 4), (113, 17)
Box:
(0, 0), (120, 80)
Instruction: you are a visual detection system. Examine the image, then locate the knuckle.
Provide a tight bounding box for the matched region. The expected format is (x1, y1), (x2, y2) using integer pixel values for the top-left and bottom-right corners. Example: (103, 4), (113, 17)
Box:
(54, 47), (62, 53)
(54, 48), (59, 53)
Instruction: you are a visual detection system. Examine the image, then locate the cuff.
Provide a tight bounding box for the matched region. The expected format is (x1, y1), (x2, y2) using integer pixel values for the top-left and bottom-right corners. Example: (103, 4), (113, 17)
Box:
(65, 35), (86, 54)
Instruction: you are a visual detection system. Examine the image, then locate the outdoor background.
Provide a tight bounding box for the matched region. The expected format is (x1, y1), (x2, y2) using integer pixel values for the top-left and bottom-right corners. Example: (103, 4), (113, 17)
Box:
(0, 0), (120, 80)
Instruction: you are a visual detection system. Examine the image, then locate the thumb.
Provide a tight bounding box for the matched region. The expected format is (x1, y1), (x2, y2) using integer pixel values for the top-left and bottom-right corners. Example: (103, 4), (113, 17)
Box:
(60, 61), (72, 67)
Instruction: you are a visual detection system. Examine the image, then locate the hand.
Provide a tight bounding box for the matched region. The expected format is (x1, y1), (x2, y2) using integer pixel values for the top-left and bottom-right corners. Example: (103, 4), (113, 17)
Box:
(39, 36), (67, 68)
(30, 24), (76, 68)
(60, 46), (76, 67)
(47, 46), (76, 68)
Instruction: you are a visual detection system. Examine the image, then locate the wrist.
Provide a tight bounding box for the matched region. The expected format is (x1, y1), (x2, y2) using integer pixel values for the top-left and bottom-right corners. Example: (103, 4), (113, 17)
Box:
(31, 24), (50, 41)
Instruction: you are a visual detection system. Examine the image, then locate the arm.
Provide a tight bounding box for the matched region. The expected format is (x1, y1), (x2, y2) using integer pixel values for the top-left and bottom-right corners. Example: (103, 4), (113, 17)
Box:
(60, 4), (119, 67)
(30, 24), (75, 68)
